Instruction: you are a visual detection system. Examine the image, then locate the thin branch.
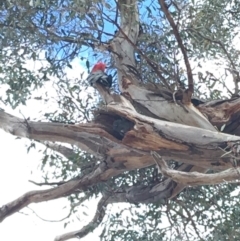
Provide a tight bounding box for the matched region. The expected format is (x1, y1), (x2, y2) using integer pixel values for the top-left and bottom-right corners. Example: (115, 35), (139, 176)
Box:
(159, 0), (194, 96)
(44, 27), (96, 48)
(38, 141), (77, 160)
(187, 27), (240, 95)
(0, 162), (107, 222)
(174, 199), (202, 239)
(27, 206), (72, 223)
(187, 27), (237, 72)
(54, 194), (110, 241)
(0, 23), (96, 48)
(28, 180), (66, 186)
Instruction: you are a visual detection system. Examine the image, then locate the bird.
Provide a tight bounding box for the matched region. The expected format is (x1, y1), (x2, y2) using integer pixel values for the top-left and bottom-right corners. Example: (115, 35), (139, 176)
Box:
(87, 62), (112, 88)
(112, 118), (134, 139)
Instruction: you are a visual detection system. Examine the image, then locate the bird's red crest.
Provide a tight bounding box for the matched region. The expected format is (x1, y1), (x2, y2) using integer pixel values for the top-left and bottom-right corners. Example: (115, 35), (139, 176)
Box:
(91, 62), (106, 72)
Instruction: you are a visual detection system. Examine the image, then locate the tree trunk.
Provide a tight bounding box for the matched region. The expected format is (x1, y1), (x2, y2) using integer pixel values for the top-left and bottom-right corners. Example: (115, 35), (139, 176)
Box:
(1, 0), (240, 240)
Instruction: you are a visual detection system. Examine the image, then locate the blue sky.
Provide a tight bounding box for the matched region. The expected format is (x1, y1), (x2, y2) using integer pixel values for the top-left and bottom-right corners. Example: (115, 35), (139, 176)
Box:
(1, 1), (240, 240)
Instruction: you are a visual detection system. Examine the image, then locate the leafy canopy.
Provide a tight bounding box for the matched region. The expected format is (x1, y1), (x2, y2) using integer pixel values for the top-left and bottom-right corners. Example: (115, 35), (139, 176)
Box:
(1, 0), (240, 240)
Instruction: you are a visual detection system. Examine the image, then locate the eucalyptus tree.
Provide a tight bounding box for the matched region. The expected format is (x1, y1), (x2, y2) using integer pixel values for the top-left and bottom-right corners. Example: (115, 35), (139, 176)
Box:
(1, 0), (240, 240)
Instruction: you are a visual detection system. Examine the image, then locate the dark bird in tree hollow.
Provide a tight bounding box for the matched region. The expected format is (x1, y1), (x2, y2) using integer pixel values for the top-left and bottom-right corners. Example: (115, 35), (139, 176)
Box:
(113, 118), (134, 139)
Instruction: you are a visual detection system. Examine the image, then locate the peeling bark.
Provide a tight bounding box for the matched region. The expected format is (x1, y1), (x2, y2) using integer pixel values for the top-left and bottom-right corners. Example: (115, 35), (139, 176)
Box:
(2, 0), (240, 240)
(1, 108), (239, 173)
(198, 97), (240, 135)
(1, 94), (240, 224)
(152, 152), (240, 186)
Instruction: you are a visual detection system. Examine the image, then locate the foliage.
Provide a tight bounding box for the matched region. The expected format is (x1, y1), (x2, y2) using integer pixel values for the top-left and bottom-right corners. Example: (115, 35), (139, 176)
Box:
(1, 0), (240, 240)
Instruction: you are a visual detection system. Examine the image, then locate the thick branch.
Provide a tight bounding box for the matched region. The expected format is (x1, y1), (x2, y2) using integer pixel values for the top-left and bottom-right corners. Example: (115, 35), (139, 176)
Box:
(1, 106), (240, 171)
(111, 0), (140, 88)
(152, 152), (240, 185)
(2, 97), (240, 222)
(105, 15), (171, 89)
(125, 85), (216, 130)
(0, 110), (116, 156)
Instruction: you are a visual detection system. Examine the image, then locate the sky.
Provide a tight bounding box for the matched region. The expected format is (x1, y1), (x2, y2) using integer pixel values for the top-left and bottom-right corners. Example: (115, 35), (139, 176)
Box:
(0, 57), (102, 241)
(0, 130), (94, 241)
(0, 54), (169, 241)
(1, 8), (240, 241)
(0, 54), (233, 241)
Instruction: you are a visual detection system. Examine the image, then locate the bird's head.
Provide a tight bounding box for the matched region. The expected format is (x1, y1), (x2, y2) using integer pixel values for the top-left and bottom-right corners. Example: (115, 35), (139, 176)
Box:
(91, 62), (106, 72)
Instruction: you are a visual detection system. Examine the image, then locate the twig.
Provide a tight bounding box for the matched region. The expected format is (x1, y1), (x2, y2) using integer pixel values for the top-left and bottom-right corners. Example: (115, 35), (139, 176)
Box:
(187, 27), (240, 95)
(38, 141), (78, 160)
(159, 0), (194, 97)
(27, 206), (72, 222)
(175, 199), (202, 239)
(54, 194), (110, 241)
(28, 180), (67, 186)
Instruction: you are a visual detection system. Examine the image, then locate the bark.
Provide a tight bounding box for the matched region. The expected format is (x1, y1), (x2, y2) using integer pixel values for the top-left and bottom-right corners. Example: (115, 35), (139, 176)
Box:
(1, 95), (240, 224)
(0, 97), (240, 217)
(152, 151), (240, 186)
(1, 107), (239, 173)
(198, 97), (240, 135)
(1, 0), (240, 240)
